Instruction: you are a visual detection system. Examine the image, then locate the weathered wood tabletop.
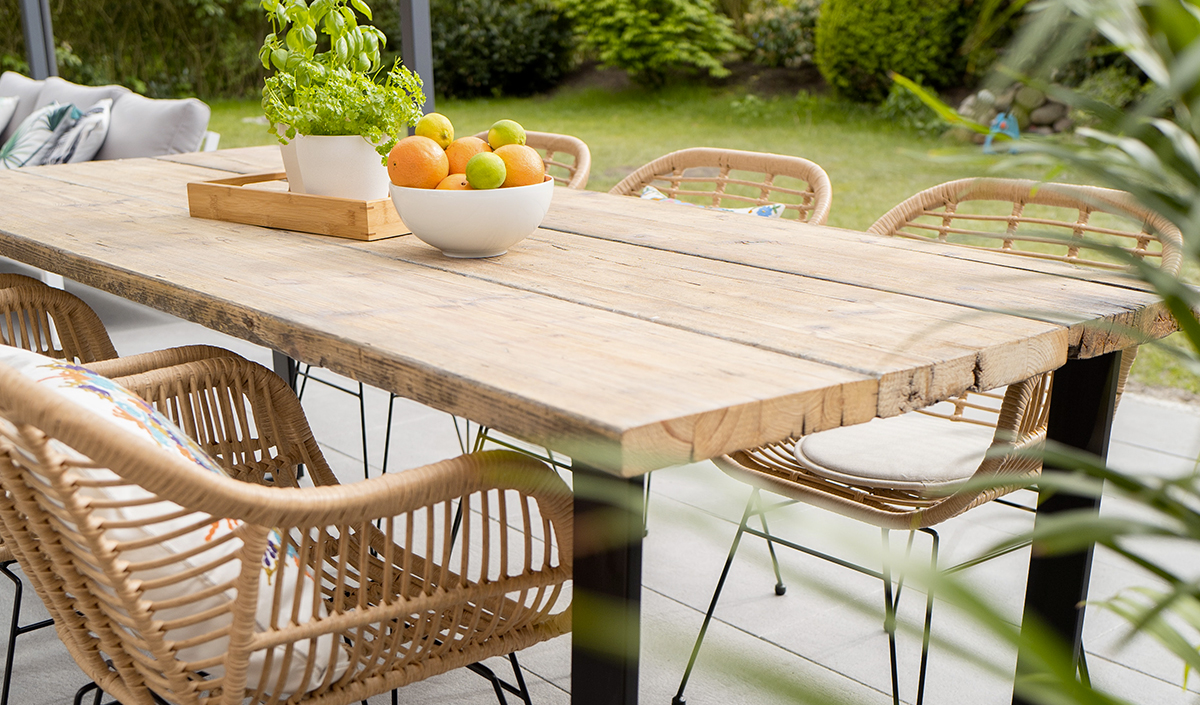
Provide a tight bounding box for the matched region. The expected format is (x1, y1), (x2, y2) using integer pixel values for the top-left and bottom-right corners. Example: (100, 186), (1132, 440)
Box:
(0, 147), (1171, 476)
(0, 146), (1176, 705)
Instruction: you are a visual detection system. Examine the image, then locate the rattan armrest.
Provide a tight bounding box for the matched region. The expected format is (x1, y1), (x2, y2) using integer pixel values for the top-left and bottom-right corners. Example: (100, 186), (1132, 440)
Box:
(85, 344), (242, 379)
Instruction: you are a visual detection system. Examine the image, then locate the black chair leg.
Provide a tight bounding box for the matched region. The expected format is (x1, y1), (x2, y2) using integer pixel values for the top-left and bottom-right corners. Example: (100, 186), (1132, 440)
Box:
(296, 364), (370, 479)
(881, 527), (939, 705)
(466, 652), (533, 705)
(881, 529), (901, 705)
(0, 560), (52, 705)
(752, 493), (787, 596)
(673, 489), (760, 705)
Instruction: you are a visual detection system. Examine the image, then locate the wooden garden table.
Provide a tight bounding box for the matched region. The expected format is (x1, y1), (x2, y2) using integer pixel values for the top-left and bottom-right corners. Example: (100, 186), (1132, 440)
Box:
(0, 147), (1175, 705)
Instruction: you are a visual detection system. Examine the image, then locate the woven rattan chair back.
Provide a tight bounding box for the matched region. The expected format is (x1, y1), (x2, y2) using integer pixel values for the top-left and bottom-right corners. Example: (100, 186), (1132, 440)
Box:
(0, 285), (117, 363)
(866, 177), (1184, 466)
(95, 355), (343, 490)
(868, 178), (1184, 274)
(0, 274), (47, 290)
(608, 147), (834, 225)
(472, 130), (592, 189)
(0, 362), (572, 705)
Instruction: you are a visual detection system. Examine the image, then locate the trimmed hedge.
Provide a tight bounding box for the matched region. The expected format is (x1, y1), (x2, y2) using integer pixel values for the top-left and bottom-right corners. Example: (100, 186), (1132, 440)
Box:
(420, 0), (573, 98)
(814, 0), (972, 103)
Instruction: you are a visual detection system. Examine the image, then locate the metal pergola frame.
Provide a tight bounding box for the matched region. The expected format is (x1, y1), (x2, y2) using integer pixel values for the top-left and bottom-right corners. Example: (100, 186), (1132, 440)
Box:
(17, 0), (435, 109)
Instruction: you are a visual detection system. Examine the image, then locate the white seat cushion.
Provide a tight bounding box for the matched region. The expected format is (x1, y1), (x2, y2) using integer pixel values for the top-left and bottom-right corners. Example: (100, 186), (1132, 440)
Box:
(795, 411), (997, 493)
(95, 92), (211, 160)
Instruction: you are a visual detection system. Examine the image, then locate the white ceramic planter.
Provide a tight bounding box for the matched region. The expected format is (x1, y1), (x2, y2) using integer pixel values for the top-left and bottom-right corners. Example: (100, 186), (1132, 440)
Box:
(278, 136), (304, 194)
(288, 133), (390, 200)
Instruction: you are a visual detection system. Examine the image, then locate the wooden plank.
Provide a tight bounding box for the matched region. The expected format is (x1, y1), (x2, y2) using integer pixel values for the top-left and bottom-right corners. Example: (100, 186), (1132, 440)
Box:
(0, 175), (877, 475)
(16, 159), (231, 210)
(187, 172), (409, 242)
(543, 189), (1176, 358)
(157, 146), (284, 174)
(346, 228), (1070, 417)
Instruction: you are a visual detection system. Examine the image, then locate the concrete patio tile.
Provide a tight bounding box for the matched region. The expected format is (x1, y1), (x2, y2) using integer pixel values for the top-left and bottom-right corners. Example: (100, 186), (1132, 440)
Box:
(1085, 656), (1200, 705)
(1111, 395), (1200, 462)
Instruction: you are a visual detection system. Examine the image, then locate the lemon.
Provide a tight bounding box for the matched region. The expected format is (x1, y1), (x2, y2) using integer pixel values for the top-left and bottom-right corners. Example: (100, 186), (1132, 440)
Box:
(465, 152), (506, 190)
(415, 112), (454, 149)
(487, 119), (526, 148)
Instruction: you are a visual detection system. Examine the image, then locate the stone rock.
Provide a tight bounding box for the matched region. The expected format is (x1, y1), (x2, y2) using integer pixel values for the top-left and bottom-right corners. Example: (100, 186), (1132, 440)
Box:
(1028, 125), (1054, 136)
(995, 87), (1017, 111)
(958, 94), (977, 116)
(1015, 85), (1046, 110)
(1053, 117), (1074, 133)
(1010, 105), (1031, 130)
(1030, 101), (1068, 126)
(976, 88), (996, 107)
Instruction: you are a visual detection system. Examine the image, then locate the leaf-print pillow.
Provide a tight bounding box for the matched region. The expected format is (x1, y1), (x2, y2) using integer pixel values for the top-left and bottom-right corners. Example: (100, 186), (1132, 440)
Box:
(0, 102), (77, 169)
(0, 346), (349, 696)
(43, 98), (112, 165)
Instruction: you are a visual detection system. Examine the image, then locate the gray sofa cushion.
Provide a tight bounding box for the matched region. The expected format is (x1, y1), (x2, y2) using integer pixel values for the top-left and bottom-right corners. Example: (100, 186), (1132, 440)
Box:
(95, 92), (211, 160)
(34, 76), (130, 114)
(0, 72), (44, 144)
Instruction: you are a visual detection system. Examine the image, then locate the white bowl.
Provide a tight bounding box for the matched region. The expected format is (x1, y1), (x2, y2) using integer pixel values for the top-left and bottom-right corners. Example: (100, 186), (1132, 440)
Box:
(389, 176), (554, 258)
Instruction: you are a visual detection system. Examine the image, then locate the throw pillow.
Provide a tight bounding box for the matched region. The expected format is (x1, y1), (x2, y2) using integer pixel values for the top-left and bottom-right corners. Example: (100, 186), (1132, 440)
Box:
(0, 97), (17, 136)
(0, 346), (349, 696)
(639, 184), (788, 218)
(0, 72), (44, 144)
(0, 103), (76, 169)
(43, 99), (112, 164)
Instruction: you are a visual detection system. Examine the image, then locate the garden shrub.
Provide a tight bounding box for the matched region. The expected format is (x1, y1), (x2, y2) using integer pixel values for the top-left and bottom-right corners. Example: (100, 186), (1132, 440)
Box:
(814, 0), (973, 103)
(385, 0), (573, 99)
(742, 0), (822, 69)
(564, 0), (746, 87)
(0, 0), (264, 98)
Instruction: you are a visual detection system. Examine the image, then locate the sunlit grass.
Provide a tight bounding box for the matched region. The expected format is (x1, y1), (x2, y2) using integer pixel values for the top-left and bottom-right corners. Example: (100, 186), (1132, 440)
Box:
(207, 82), (1197, 399)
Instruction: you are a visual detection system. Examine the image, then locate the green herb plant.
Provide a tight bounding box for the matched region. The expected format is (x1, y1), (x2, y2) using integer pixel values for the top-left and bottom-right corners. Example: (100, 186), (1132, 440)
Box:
(258, 0), (425, 159)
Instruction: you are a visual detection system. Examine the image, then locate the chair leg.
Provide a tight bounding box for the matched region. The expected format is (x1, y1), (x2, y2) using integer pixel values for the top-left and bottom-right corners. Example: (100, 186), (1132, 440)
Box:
(0, 562), (21, 705)
(356, 382), (369, 480)
(881, 529), (901, 705)
(915, 528), (938, 705)
(673, 489), (760, 705)
(751, 492), (786, 596)
(296, 364), (370, 479)
(381, 393), (398, 475)
(466, 652), (533, 705)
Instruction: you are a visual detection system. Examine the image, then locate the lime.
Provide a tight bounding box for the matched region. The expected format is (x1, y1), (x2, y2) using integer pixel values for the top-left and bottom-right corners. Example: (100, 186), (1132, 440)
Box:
(487, 119), (526, 149)
(465, 152), (506, 190)
(415, 112), (454, 149)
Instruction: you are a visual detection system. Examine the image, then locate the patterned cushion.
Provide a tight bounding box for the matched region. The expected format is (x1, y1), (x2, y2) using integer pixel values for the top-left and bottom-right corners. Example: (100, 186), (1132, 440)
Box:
(639, 184), (787, 218)
(0, 346), (349, 695)
(0, 97), (17, 135)
(43, 99), (112, 165)
(0, 103), (76, 169)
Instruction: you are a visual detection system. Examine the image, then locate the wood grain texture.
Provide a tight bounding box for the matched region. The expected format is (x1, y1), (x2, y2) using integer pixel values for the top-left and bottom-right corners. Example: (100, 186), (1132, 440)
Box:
(0, 154), (1176, 475)
(187, 172), (409, 241)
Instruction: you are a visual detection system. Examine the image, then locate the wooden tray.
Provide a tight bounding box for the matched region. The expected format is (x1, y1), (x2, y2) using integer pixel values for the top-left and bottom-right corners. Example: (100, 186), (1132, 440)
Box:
(187, 172), (409, 241)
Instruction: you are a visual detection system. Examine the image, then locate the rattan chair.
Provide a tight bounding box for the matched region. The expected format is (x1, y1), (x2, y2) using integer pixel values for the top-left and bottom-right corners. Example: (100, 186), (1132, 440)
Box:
(0, 357), (572, 705)
(674, 178), (1184, 705)
(609, 147), (834, 225)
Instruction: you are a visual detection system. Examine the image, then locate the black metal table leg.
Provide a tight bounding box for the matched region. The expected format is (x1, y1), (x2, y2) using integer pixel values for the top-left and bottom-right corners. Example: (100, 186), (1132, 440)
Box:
(571, 463), (644, 705)
(1012, 351), (1122, 705)
(272, 350), (299, 392)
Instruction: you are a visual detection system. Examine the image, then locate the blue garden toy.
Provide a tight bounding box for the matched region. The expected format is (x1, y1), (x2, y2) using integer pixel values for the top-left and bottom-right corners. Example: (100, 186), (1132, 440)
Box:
(983, 111), (1020, 154)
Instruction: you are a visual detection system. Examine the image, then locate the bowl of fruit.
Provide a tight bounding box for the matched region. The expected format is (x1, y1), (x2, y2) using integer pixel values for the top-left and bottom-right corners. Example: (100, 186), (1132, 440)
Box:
(388, 116), (553, 258)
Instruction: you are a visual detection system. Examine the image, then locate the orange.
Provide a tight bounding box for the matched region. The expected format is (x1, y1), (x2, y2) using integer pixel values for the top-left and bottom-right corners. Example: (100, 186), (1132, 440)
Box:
(436, 174), (473, 190)
(445, 136), (492, 175)
(493, 144), (545, 188)
(387, 135), (449, 189)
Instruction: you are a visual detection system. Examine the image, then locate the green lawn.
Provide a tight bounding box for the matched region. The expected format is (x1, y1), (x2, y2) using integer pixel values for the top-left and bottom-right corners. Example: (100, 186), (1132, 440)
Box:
(209, 83), (1200, 398)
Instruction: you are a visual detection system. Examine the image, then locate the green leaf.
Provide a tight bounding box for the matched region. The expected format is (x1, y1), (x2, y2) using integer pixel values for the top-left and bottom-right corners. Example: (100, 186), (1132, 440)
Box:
(350, 0), (371, 21)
